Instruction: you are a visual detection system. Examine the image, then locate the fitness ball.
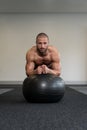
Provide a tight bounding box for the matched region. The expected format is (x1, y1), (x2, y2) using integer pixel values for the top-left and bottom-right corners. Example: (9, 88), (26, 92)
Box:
(22, 74), (65, 103)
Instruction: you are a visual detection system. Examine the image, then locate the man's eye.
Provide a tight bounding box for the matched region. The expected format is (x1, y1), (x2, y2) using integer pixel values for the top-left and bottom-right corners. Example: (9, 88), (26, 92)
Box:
(38, 42), (41, 44)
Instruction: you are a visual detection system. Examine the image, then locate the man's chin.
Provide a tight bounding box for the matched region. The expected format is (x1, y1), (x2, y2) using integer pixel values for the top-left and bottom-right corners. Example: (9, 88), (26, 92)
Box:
(37, 48), (48, 56)
(40, 50), (45, 53)
(39, 50), (47, 56)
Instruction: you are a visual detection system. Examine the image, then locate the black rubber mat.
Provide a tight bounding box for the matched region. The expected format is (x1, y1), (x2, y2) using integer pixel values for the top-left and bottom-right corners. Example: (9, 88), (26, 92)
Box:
(0, 86), (87, 130)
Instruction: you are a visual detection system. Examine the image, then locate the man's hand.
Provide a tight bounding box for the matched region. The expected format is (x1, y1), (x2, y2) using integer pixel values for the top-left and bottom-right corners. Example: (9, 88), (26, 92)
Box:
(41, 65), (49, 74)
(36, 66), (43, 74)
(36, 65), (49, 74)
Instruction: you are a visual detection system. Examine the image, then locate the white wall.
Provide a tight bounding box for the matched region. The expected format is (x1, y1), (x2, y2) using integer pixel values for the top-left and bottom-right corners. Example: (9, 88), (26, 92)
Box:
(0, 13), (87, 83)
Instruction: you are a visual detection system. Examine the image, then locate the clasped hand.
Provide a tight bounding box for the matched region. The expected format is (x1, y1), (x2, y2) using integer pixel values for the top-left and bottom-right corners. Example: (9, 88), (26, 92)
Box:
(36, 65), (49, 74)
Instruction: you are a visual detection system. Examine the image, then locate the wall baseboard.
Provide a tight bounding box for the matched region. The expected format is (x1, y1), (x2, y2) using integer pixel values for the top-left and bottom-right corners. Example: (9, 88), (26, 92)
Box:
(65, 81), (87, 86)
(0, 81), (23, 85)
(0, 81), (87, 86)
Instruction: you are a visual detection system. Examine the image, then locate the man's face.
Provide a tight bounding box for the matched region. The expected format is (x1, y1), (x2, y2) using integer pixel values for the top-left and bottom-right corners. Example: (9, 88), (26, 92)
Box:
(36, 36), (49, 55)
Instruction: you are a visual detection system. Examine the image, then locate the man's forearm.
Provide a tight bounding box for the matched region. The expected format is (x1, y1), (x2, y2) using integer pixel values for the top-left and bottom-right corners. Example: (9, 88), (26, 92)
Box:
(26, 69), (37, 77)
(48, 68), (61, 76)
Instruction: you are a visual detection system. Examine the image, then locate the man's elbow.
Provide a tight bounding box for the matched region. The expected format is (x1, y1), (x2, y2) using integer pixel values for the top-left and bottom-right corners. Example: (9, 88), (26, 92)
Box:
(56, 70), (61, 76)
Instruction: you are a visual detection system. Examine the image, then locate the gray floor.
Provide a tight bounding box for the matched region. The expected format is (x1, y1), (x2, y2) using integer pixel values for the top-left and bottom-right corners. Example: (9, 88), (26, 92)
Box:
(0, 86), (87, 99)
(0, 88), (13, 94)
(0, 86), (87, 95)
(69, 86), (87, 95)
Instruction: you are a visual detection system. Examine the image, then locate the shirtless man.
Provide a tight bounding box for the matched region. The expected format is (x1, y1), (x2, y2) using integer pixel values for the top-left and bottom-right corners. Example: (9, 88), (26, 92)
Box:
(25, 33), (61, 76)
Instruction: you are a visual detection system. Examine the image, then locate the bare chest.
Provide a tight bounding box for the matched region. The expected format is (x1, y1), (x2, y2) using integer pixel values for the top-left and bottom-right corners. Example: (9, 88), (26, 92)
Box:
(35, 55), (52, 65)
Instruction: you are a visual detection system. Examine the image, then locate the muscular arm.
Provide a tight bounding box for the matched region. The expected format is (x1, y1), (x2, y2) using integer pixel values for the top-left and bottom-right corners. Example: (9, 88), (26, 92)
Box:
(42, 49), (61, 76)
(25, 51), (36, 76)
(25, 61), (35, 76)
(48, 51), (61, 76)
(25, 51), (43, 76)
(42, 60), (61, 76)
(48, 61), (61, 76)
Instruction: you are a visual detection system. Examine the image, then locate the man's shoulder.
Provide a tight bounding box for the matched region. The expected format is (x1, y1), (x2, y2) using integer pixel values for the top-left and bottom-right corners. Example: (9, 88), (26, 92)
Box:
(27, 46), (36, 53)
(26, 46), (36, 58)
(48, 45), (58, 52)
(26, 46), (36, 60)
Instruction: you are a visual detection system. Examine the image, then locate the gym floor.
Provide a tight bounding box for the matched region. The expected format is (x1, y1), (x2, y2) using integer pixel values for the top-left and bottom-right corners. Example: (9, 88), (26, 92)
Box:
(68, 86), (87, 95)
(0, 84), (87, 130)
(0, 85), (87, 95)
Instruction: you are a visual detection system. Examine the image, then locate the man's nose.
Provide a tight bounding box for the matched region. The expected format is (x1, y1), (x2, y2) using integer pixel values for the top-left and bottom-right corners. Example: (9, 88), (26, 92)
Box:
(41, 43), (45, 48)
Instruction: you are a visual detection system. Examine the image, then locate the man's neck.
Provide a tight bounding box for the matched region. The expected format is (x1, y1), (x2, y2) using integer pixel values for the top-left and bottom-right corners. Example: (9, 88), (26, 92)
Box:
(38, 50), (48, 57)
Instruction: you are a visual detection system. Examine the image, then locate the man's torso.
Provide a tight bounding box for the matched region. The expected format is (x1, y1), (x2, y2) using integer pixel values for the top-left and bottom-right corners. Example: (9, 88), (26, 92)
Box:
(31, 46), (54, 68)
